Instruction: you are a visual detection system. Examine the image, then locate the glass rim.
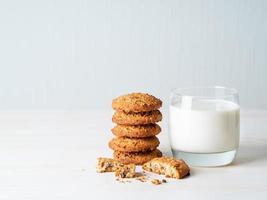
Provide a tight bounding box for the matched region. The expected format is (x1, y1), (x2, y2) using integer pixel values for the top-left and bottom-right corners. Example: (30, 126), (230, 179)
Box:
(170, 86), (238, 99)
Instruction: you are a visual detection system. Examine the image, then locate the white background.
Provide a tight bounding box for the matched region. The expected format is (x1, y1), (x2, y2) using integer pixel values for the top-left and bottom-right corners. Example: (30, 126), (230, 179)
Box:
(0, 0), (267, 110)
(1, 1), (267, 199)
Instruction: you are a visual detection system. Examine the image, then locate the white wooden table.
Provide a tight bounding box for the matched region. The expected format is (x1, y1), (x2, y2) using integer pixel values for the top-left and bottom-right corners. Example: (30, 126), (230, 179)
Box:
(1, 110), (267, 200)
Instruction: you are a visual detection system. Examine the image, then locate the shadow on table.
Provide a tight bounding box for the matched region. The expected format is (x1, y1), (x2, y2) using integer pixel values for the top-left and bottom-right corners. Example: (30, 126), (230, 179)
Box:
(232, 137), (267, 165)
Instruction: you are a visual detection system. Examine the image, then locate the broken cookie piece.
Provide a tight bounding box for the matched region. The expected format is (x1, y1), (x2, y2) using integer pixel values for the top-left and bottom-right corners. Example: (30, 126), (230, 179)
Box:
(96, 157), (123, 173)
(115, 164), (136, 178)
(97, 157), (136, 178)
(142, 156), (190, 179)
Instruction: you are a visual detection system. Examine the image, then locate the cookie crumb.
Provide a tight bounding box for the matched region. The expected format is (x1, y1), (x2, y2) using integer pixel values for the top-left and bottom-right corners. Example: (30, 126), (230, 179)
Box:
(116, 177), (126, 183)
(136, 176), (148, 182)
(151, 179), (162, 185)
(116, 177), (132, 183)
(162, 179), (167, 183)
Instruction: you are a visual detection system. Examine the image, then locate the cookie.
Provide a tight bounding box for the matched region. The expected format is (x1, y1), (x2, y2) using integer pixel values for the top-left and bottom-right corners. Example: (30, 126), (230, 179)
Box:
(96, 157), (123, 173)
(109, 136), (160, 152)
(112, 110), (162, 125)
(142, 156), (190, 179)
(113, 149), (162, 165)
(114, 164), (136, 178)
(111, 124), (161, 138)
(112, 93), (162, 113)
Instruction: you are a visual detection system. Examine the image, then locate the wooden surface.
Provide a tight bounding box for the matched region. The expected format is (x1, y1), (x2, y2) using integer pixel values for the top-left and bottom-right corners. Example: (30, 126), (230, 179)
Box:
(1, 110), (267, 200)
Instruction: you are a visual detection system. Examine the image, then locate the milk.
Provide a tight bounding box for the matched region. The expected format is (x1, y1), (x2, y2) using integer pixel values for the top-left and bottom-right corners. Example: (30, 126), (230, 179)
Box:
(169, 99), (240, 153)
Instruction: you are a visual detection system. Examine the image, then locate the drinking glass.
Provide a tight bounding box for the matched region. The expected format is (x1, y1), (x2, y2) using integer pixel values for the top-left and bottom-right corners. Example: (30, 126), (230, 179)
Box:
(169, 86), (240, 167)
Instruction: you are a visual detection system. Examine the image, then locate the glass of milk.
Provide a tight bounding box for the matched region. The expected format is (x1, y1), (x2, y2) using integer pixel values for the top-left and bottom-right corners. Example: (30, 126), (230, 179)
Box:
(169, 86), (240, 167)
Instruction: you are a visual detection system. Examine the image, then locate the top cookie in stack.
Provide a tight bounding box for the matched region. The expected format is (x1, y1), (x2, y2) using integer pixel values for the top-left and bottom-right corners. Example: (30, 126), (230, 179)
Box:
(109, 93), (163, 165)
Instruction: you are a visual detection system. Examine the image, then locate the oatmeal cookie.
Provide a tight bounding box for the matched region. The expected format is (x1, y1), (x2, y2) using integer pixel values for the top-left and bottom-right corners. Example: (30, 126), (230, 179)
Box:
(114, 164), (136, 178)
(142, 156), (190, 179)
(109, 136), (160, 152)
(96, 157), (122, 173)
(112, 93), (162, 113)
(111, 124), (161, 138)
(113, 149), (162, 165)
(112, 110), (162, 125)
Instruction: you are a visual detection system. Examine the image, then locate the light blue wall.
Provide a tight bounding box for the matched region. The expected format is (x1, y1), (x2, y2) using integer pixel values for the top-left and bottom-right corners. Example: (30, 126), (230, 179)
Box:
(0, 0), (266, 110)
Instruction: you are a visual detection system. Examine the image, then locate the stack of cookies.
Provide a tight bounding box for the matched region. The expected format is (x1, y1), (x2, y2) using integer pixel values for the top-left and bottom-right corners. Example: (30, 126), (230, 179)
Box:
(109, 93), (163, 165)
